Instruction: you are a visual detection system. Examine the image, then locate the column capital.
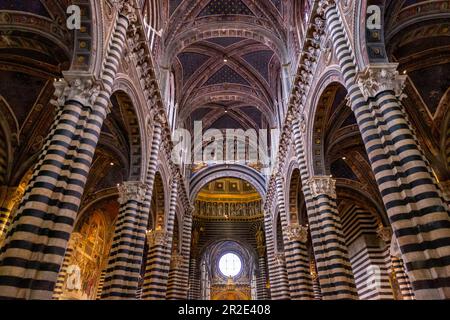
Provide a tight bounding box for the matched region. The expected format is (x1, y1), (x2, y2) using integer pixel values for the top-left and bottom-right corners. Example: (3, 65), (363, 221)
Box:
(274, 171), (285, 184)
(317, 0), (337, 16)
(357, 63), (407, 100)
(117, 181), (148, 204)
(296, 112), (307, 134)
(153, 109), (167, 126)
(114, 0), (138, 23)
(307, 176), (336, 198)
(286, 223), (309, 243)
(146, 229), (170, 247)
(53, 73), (100, 108)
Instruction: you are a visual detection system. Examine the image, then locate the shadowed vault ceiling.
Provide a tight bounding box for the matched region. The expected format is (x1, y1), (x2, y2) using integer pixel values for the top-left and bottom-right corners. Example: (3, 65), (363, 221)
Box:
(166, 0), (286, 134)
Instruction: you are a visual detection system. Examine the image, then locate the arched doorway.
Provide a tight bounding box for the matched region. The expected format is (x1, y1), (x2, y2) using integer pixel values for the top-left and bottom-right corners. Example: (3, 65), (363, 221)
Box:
(189, 177), (267, 300)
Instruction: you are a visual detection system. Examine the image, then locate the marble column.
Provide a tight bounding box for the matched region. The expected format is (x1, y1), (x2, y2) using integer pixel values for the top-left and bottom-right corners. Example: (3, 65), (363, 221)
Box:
(310, 258), (322, 300)
(306, 176), (357, 299)
(142, 179), (179, 299)
(274, 174), (314, 299)
(188, 256), (201, 300)
(101, 181), (148, 299)
(256, 245), (269, 300)
(263, 204), (290, 300)
(0, 2), (137, 299)
(320, 0), (450, 298)
(167, 206), (193, 299)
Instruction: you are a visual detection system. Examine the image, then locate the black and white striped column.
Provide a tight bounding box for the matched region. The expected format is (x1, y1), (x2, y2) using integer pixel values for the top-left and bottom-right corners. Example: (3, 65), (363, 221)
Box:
(167, 208), (193, 299)
(0, 78), (98, 300)
(391, 256), (414, 300)
(0, 4), (135, 299)
(307, 176), (358, 299)
(96, 270), (106, 300)
(101, 181), (148, 299)
(142, 180), (178, 299)
(140, 121), (163, 226)
(101, 113), (163, 299)
(166, 252), (182, 299)
(342, 209), (393, 300)
(263, 207), (290, 299)
(321, 1), (450, 299)
(274, 174), (314, 299)
(310, 259), (322, 300)
(292, 120), (356, 298)
(256, 248), (269, 300)
(188, 257), (201, 300)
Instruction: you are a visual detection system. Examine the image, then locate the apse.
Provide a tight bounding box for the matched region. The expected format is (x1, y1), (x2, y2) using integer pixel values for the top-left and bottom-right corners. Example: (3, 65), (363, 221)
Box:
(188, 177), (269, 300)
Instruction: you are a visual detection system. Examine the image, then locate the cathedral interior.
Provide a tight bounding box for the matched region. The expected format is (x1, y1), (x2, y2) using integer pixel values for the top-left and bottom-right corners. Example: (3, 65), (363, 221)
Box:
(0, 0), (449, 301)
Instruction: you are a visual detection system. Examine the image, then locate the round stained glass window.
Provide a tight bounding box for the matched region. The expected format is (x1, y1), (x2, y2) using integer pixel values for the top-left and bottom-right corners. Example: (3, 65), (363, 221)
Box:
(218, 253), (242, 277)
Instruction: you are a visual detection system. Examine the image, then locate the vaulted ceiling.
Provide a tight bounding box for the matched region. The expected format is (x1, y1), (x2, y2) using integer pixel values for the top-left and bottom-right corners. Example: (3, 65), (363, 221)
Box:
(164, 0), (290, 133)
